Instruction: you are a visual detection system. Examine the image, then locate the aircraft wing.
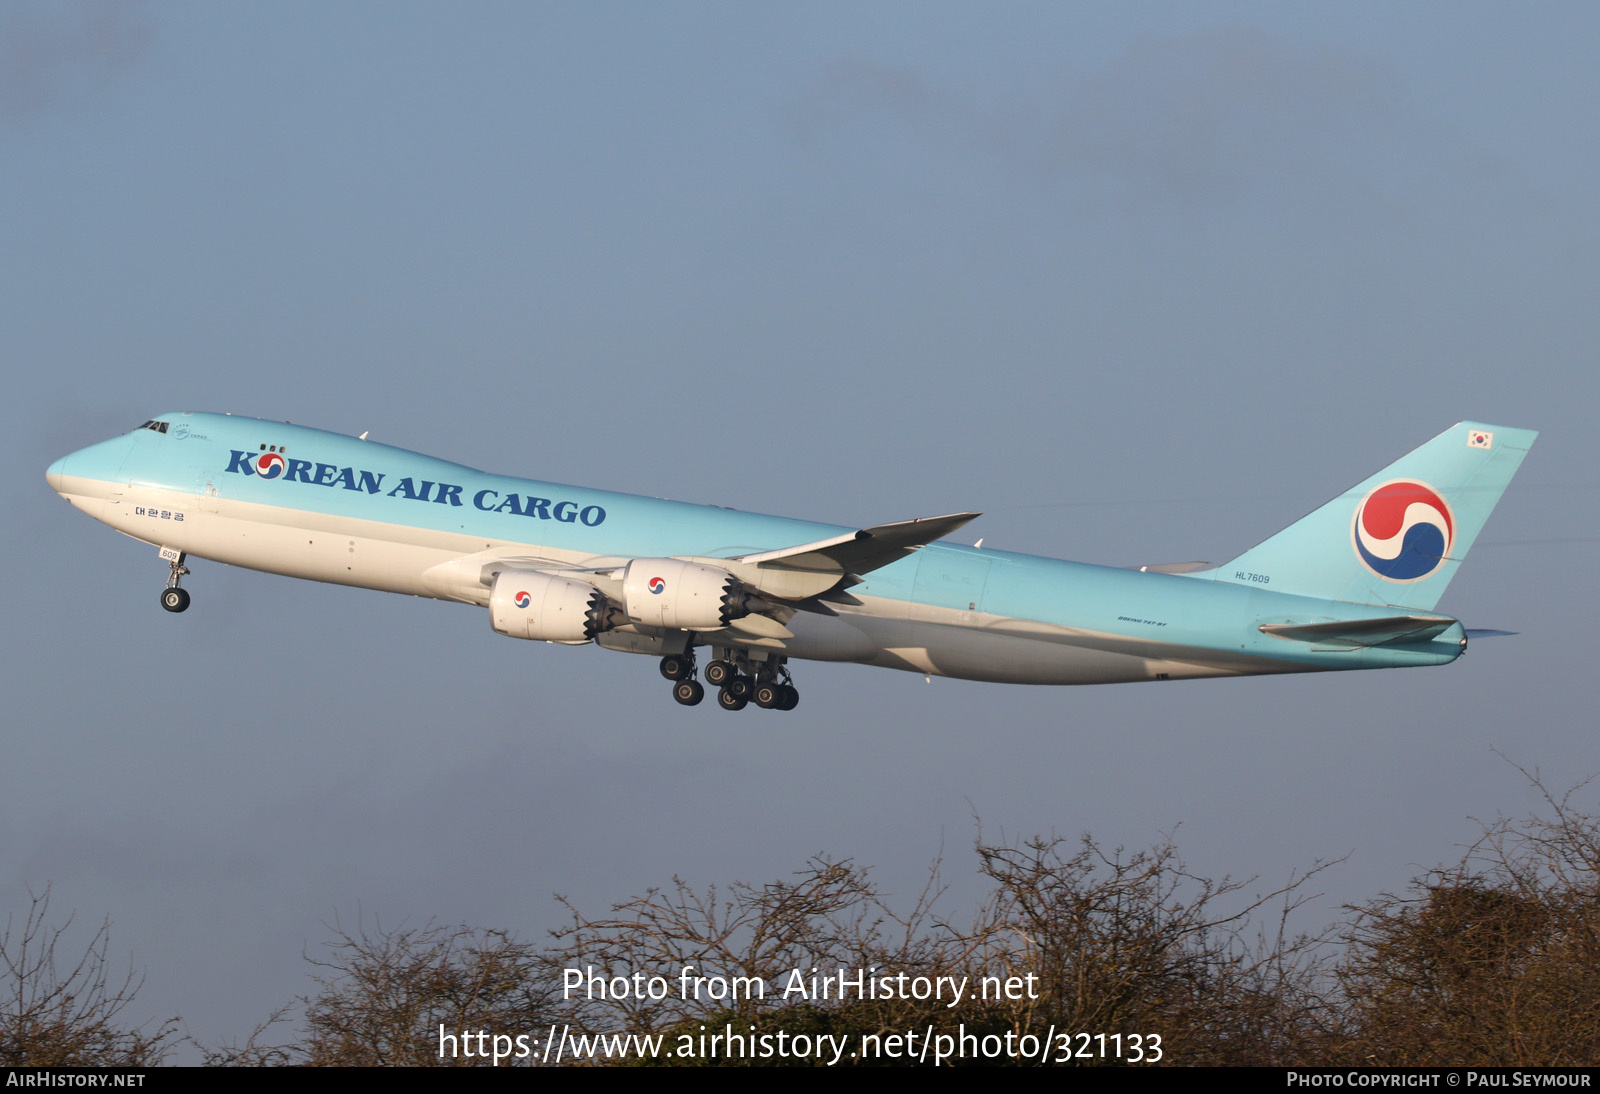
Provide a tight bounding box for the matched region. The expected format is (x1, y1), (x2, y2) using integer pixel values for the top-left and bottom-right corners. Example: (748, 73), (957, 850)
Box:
(425, 513), (982, 609)
(1258, 615), (1458, 648)
(732, 512), (981, 577)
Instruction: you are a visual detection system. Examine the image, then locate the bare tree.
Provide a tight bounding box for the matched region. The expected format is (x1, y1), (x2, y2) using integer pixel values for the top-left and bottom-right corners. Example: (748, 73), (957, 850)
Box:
(295, 918), (554, 1066)
(1335, 769), (1600, 1066)
(202, 920), (556, 1067)
(969, 831), (1339, 1065)
(200, 1006), (297, 1067)
(0, 887), (178, 1066)
(540, 837), (1340, 1065)
(546, 856), (895, 1034)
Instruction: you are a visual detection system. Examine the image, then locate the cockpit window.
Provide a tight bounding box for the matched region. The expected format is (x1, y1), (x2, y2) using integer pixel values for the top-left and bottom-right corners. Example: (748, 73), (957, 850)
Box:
(138, 420), (170, 434)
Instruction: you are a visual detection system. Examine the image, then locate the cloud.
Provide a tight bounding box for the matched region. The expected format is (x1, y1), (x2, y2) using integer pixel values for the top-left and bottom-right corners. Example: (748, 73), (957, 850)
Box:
(791, 28), (1408, 208)
(1039, 29), (1399, 200)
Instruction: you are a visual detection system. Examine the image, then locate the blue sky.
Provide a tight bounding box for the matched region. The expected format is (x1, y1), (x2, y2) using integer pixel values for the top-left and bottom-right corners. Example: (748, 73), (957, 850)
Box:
(5, 2), (1596, 1059)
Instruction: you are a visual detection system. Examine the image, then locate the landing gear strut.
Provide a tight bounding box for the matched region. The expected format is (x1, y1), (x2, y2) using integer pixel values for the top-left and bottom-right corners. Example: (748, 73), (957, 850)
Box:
(160, 553), (190, 614)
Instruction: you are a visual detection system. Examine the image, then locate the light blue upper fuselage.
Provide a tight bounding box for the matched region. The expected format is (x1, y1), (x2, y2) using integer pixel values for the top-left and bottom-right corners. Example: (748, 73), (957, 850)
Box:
(46, 412), (1469, 683)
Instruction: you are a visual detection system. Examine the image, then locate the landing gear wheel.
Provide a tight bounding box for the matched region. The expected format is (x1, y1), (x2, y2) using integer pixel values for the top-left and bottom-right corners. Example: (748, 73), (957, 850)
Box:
(659, 654), (693, 681)
(754, 682), (781, 709)
(717, 686), (749, 711)
(704, 660), (734, 687)
(673, 680), (705, 706)
(727, 675), (753, 700)
(160, 587), (190, 613)
(777, 684), (798, 711)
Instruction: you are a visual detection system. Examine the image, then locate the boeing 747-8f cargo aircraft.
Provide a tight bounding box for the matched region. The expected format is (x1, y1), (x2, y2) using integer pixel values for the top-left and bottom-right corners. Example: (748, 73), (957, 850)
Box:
(47, 415), (1535, 711)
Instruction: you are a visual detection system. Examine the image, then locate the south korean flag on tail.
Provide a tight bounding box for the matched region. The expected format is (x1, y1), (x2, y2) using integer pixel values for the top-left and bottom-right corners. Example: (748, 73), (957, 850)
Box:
(1467, 429), (1494, 450)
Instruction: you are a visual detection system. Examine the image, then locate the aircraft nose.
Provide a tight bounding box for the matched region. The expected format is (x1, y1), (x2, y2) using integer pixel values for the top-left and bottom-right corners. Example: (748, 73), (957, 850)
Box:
(46, 454), (70, 494)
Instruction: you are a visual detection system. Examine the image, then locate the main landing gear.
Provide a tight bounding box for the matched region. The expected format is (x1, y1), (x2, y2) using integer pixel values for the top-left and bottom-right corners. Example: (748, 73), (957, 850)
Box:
(160, 553), (191, 613)
(661, 651), (705, 706)
(661, 649), (799, 712)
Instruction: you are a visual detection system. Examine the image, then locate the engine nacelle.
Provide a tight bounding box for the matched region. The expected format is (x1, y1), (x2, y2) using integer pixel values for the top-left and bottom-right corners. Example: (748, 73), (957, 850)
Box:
(489, 570), (618, 643)
(622, 558), (755, 631)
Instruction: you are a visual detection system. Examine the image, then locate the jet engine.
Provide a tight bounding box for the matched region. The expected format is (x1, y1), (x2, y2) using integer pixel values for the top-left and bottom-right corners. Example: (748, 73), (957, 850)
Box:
(489, 570), (620, 643)
(621, 558), (765, 631)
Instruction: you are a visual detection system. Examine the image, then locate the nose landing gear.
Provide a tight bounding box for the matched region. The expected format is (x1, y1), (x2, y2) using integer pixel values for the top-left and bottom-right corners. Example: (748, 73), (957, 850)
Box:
(160, 552), (191, 613)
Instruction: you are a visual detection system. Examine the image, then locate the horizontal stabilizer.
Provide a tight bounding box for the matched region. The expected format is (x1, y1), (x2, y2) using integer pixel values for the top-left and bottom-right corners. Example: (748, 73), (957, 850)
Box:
(733, 512), (980, 577)
(1259, 615), (1458, 648)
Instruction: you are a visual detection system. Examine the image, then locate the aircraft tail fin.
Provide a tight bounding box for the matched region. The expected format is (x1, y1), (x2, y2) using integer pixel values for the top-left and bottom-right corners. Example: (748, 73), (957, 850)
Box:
(1206, 422), (1537, 610)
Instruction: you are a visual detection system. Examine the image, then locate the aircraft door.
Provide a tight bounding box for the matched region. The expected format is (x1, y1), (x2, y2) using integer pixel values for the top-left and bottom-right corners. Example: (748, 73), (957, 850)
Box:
(195, 470), (220, 513)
